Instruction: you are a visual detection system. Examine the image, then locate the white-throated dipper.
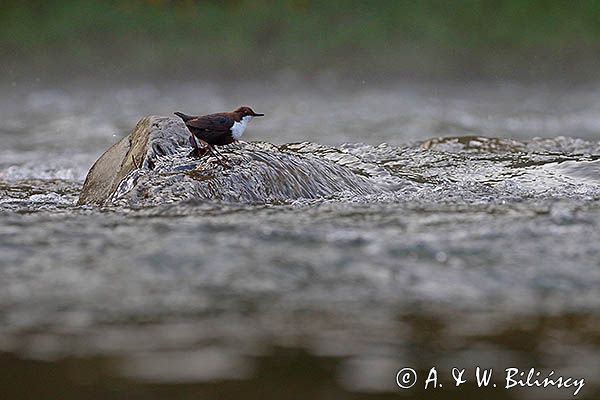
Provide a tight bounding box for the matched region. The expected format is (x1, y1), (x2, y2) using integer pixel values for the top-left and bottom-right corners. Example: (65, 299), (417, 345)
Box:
(174, 106), (264, 165)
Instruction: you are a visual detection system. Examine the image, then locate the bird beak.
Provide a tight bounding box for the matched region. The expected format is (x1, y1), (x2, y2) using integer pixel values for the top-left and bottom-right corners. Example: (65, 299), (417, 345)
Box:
(253, 113), (264, 117)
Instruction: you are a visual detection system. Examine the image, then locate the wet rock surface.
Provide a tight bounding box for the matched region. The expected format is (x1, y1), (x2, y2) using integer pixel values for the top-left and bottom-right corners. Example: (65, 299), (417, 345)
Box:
(78, 116), (189, 205)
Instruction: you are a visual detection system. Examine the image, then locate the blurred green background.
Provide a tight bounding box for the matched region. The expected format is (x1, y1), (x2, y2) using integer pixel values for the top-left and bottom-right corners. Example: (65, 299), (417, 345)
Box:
(2, 0), (600, 81)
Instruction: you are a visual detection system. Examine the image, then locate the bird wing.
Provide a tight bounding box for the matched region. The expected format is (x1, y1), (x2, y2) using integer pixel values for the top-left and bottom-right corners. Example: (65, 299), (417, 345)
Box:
(185, 113), (234, 135)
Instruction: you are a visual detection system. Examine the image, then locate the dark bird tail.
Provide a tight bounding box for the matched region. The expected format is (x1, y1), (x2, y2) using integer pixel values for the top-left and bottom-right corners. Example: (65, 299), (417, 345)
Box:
(174, 111), (194, 122)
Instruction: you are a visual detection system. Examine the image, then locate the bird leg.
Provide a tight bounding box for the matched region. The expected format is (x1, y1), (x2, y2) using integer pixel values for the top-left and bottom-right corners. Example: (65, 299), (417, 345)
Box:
(189, 135), (199, 154)
(207, 146), (228, 167)
(188, 136), (227, 167)
(188, 135), (209, 158)
(210, 146), (229, 162)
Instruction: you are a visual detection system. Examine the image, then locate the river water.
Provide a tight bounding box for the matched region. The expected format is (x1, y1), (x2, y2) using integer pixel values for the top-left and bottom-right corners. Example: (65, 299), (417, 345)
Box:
(1, 80), (599, 399)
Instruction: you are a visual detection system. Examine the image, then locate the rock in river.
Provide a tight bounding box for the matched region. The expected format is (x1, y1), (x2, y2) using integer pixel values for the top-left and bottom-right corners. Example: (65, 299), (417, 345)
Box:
(78, 117), (189, 205)
(77, 116), (384, 206)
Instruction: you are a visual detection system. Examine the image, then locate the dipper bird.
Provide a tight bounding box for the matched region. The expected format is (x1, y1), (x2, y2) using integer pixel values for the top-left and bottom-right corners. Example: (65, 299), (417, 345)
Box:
(174, 106), (264, 165)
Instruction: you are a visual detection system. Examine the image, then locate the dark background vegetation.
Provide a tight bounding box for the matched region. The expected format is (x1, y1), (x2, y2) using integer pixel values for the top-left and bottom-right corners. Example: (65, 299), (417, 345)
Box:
(2, 0), (600, 82)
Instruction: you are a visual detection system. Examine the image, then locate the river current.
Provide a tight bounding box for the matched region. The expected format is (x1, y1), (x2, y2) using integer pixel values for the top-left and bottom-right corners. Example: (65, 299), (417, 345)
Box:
(0, 80), (599, 399)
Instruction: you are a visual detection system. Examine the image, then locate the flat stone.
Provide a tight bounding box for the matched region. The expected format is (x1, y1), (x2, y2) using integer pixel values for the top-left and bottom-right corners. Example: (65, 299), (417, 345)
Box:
(77, 116), (189, 205)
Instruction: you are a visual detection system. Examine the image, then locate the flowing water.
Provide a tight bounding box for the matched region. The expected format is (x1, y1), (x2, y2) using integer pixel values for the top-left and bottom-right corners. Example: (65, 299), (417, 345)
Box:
(1, 80), (599, 399)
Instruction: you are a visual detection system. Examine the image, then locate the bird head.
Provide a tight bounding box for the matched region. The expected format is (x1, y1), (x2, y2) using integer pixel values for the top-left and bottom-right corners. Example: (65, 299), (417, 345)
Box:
(234, 106), (264, 118)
